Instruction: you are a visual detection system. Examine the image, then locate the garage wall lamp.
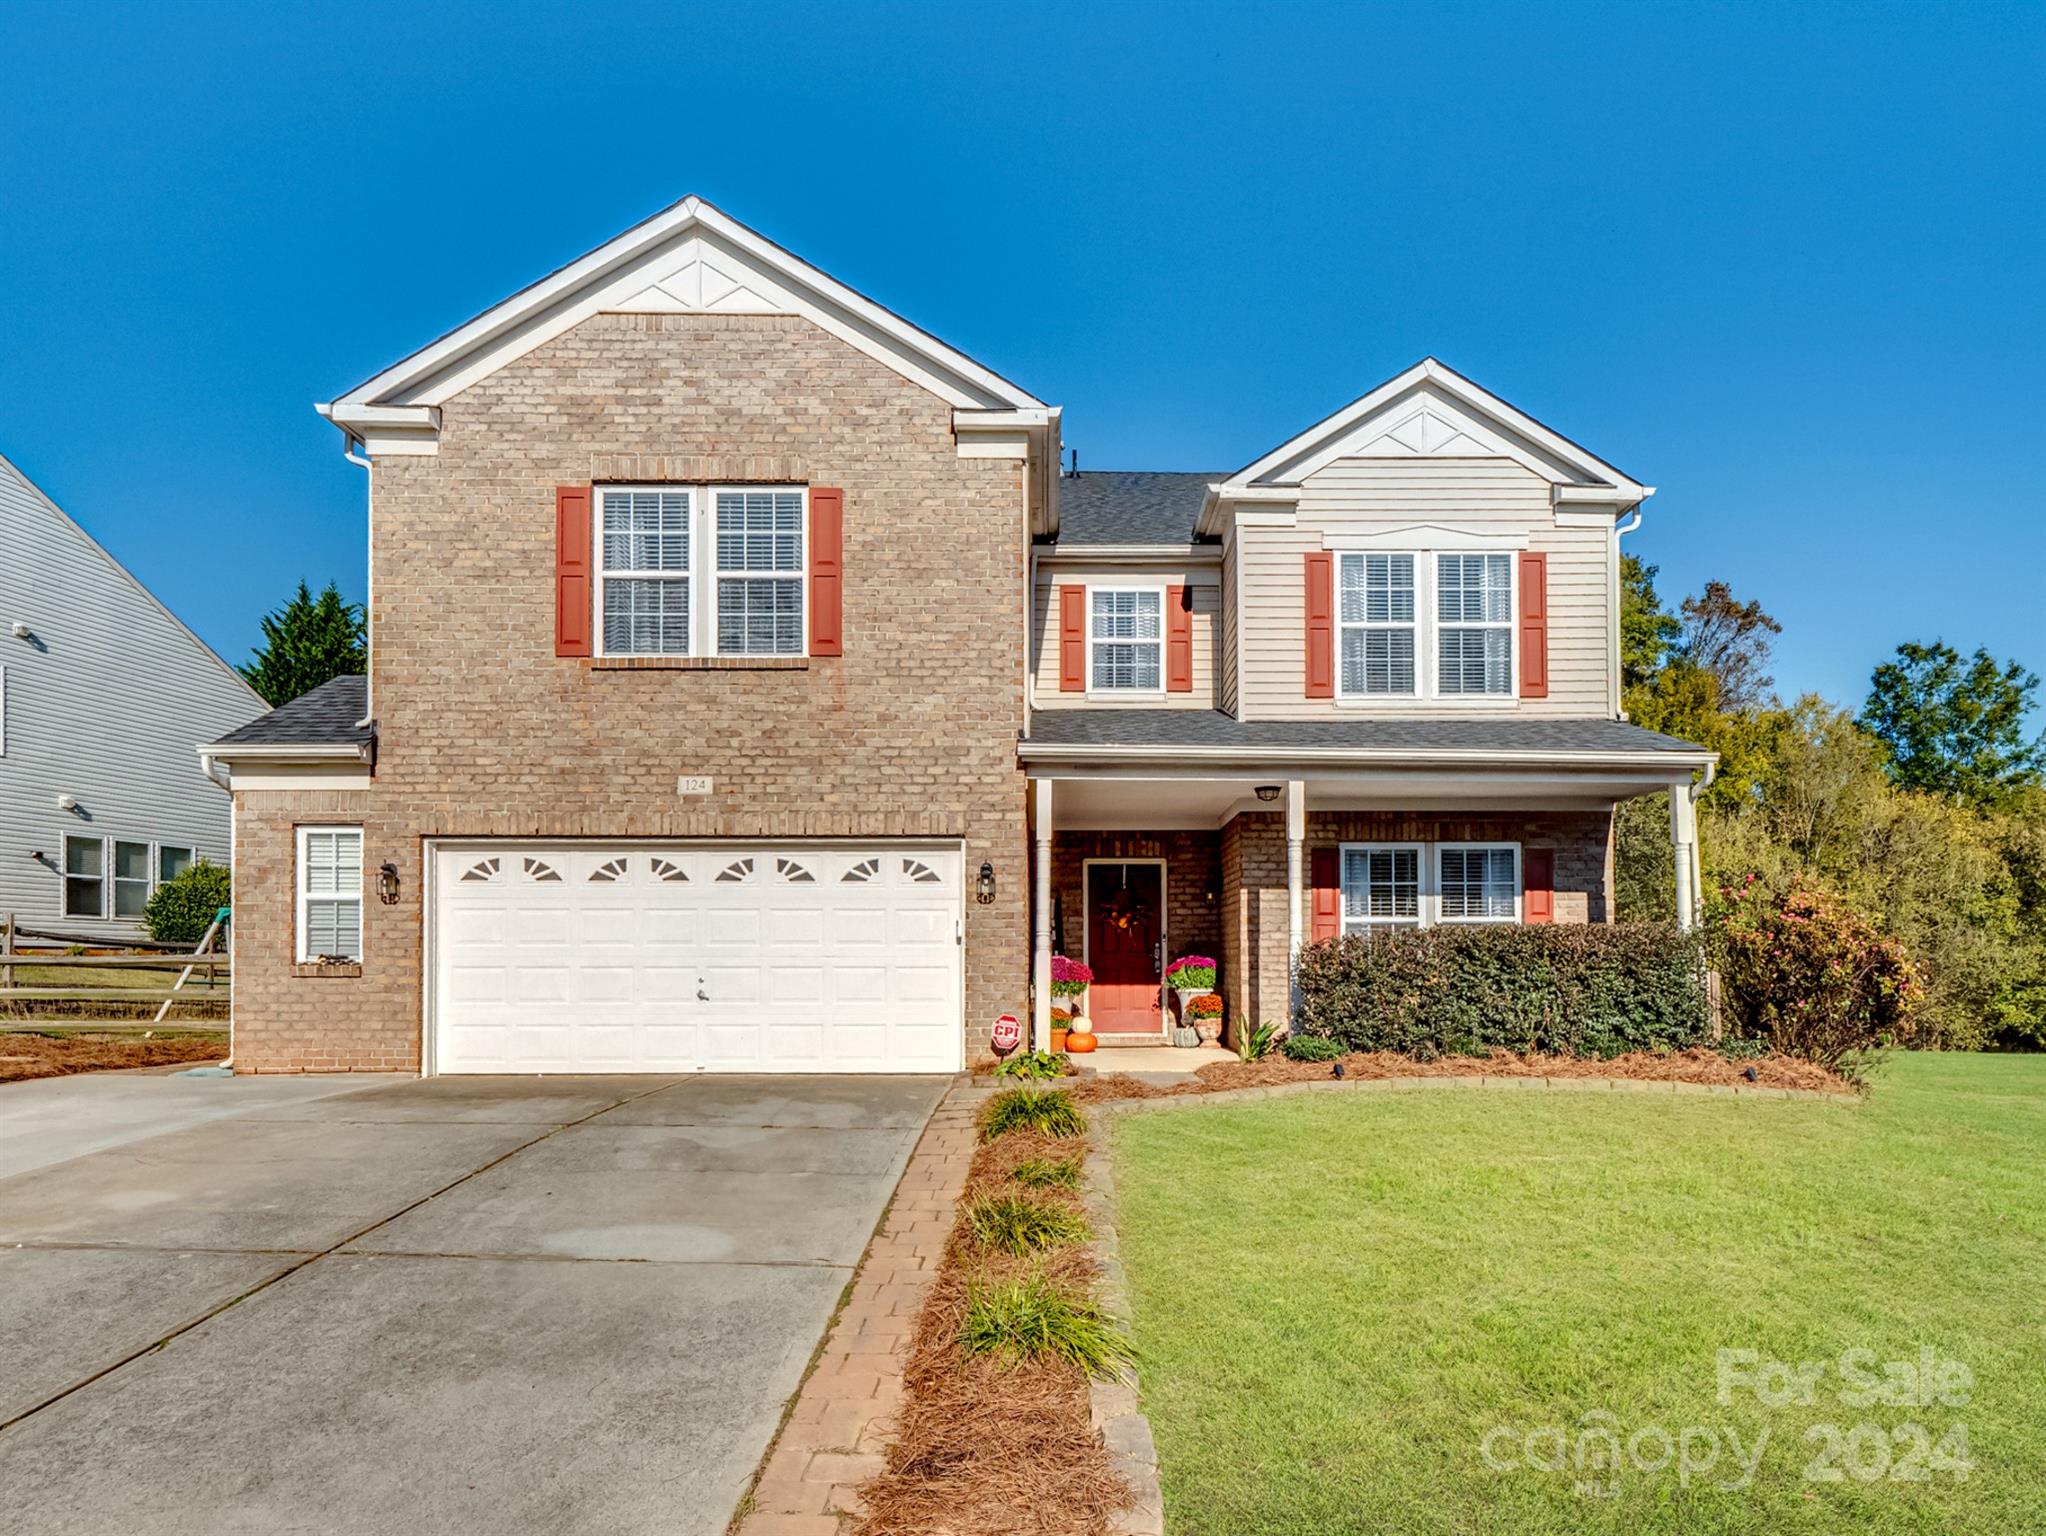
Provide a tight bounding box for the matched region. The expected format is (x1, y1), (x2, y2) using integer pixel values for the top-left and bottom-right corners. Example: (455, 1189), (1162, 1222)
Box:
(975, 861), (996, 906)
(377, 862), (401, 905)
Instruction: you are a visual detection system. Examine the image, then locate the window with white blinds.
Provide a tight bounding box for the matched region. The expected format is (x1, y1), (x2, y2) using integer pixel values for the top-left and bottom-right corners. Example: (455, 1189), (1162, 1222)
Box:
(1338, 554), (1416, 696)
(1089, 588), (1164, 691)
(1439, 845), (1519, 921)
(716, 489), (806, 655)
(298, 827), (363, 962)
(599, 488), (691, 656)
(1341, 845), (1422, 929)
(594, 485), (809, 657)
(1437, 553), (1513, 695)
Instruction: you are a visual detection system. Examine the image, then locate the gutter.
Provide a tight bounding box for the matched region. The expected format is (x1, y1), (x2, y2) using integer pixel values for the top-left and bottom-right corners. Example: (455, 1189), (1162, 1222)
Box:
(1016, 740), (1720, 772)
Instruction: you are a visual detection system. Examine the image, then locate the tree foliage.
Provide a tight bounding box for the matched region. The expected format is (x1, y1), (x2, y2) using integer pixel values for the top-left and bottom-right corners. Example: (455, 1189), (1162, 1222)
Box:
(238, 581), (367, 707)
(143, 860), (232, 946)
(1862, 641), (2045, 808)
(1677, 579), (1782, 712)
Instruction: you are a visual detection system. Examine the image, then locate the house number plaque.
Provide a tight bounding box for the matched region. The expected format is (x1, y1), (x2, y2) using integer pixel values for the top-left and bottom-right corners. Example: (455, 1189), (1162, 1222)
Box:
(676, 776), (714, 797)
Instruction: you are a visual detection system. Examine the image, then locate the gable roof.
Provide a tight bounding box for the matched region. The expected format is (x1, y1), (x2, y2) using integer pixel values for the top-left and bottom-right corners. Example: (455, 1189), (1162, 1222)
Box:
(1051, 471), (1222, 546)
(205, 673), (370, 751)
(320, 196), (1046, 453)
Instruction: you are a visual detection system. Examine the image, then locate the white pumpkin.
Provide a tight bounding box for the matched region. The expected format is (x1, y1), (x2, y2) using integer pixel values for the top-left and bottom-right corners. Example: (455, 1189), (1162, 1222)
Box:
(1067, 1014), (1094, 1036)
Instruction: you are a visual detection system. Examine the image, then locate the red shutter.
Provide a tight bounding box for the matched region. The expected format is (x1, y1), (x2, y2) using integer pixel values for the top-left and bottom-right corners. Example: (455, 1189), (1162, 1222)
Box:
(809, 487), (843, 656)
(1166, 584), (1193, 692)
(1523, 848), (1555, 924)
(1518, 550), (1548, 699)
(1304, 552), (1334, 698)
(1058, 586), (1086, 692)
(554, 485), (592, 657)
(1310, 848), (1341, 942)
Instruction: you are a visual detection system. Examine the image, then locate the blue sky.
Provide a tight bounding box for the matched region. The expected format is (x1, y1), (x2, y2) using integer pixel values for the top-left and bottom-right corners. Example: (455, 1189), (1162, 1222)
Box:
(2, 0), (2040, 716)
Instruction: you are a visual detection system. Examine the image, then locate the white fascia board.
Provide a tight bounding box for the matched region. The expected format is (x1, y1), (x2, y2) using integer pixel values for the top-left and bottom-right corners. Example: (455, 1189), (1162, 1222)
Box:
(196, 741), (372, 762)
(1035, 543), (1223, 565)
(1195, 483), (1299, 538)
(1015, 740), (1719, 773)
(319, 197), (1045, 448)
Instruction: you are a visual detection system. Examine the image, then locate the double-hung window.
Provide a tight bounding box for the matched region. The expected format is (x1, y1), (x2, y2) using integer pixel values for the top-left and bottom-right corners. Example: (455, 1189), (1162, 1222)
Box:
(716, 489), (805, 655)
(1089, 588), (1164, 692)
(63, 836), (104, 918)
(298, 827), (364, 962)
(1438, 844), (1519, 921)
(1341, 844), (1422, 931)
(60, 835), (196, 920)
(1437, 553), (1513, 695)
(1338, 554), (1417, 696)
(112, 840), (153, 919)
(599, 488), (692, 656)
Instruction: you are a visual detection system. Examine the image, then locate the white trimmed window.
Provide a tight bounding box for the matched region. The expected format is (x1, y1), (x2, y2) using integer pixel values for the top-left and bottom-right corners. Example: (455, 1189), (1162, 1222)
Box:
(298, 827), (364, 962)
(1340, 844), (1422, 930)
(159, 845), (194, 883)
(1338, 553), (1417, 696)
(599, 488), (692, 656)
(1437, 553), (1513, 695)
(112, 840), (153, 919)
(1089, 588), (1164, 691)
(63, 835), (104, 918)
(1438, 844), (1520, 922)
(716, 488), (806, 655)
(60, 835), (198, 921)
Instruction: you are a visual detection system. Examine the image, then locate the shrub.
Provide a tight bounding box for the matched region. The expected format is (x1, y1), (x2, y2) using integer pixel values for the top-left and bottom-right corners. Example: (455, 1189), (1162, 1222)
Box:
(142, 861), (232, 945)
(1185, 992), (1223, 1020)
(1234, 1019), (1279, 1062)
(980, 1087), (1086, 1142)
(1049, 955), (1093, 998)
(1282, 1034), (1343, 1063)
(1011, 1154), (1084, 1190)
(993, 1049), (1067, 1080)
(959, 1273), (1134, 1379)
(1293, 923), (1709, 1059)
(1716, 878), (1919, 1069)
(1164, 954), (1218, 990)
(964, 1192), (1089, 1255)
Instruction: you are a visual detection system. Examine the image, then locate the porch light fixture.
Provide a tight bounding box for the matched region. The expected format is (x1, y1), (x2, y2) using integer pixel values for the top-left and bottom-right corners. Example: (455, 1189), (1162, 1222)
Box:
(1255, 785), (1282, 803)
(976, 861), (997, 906)
(377, 861), (401, 906)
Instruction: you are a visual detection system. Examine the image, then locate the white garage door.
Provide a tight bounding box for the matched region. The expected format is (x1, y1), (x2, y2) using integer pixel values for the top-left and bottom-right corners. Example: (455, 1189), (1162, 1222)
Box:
(430, 843), (964, 1075)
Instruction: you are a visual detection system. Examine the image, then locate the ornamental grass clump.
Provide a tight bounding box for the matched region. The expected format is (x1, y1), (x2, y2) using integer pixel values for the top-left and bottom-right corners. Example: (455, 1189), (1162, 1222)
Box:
(964, 1192), (1089, 1256)
(1010, 1153), (1084, 1190)
(960, 1272), (1134, 1379)
(980, 1087), (1087, 1142)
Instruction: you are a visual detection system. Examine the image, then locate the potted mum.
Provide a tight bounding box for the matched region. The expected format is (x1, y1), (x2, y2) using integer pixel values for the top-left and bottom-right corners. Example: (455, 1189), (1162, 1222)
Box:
(1049, 955), (1093, 1042)
(1185, 991), (1224, 1044)
(1165, 954), (1218, 1020)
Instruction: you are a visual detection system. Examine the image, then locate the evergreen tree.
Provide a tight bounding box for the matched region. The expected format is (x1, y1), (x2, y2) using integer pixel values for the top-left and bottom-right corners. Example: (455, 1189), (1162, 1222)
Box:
(238, 581), (367, 706)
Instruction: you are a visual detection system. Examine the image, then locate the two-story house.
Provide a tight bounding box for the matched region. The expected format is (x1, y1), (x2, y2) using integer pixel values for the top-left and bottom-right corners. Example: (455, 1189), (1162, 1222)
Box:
(200, 197), (1712, 1075)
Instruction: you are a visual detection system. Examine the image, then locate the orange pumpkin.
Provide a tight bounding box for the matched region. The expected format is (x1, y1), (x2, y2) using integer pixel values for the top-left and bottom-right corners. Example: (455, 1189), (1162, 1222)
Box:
(1066, 1032), (1098, 1054)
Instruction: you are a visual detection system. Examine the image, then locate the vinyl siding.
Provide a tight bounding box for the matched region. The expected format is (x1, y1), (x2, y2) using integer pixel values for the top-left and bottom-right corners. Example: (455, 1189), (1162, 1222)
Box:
(1218, 537), (1239, 714)
(1031, 565), (1221, 709)
(0, 454), (264, 939)
(1236, 457), (1612, 719)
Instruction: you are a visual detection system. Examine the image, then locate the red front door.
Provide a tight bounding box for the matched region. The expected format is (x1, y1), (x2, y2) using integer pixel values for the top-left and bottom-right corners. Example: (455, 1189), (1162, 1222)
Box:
(1087, 863), (1164, 1035)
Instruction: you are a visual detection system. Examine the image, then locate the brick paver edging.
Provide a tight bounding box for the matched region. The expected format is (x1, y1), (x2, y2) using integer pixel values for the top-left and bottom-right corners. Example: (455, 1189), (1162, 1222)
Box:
(732, 1077), (992, 1536)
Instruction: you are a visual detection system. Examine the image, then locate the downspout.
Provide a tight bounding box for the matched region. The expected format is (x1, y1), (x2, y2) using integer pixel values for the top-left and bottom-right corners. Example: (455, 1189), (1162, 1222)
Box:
(1611, 507), (1642, 720)
(342, 431), (374, 730)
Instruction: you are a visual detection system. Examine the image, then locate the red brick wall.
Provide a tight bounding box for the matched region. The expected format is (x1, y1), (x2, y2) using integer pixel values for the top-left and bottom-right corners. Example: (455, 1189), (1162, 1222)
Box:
(1050, 831), (1223, 1022)
(232, 313), (1028, 1071)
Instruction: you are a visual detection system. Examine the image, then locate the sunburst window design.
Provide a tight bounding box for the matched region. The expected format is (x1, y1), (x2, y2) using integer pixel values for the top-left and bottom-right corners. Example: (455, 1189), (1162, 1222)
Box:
(588, 858), (630, 883)
(715, 857), (754, 883)
(523, 857), (563, 883)
(460, 857), (500, 883)
(841, 857), (881, 884)
(650, 857), (689, 883)
(902, 858), (942, 884)
(776, 857), (815, 884)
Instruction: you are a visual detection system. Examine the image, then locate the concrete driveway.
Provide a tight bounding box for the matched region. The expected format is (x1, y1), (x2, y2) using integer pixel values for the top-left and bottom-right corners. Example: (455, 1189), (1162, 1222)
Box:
(0, 1072), (946, 1535)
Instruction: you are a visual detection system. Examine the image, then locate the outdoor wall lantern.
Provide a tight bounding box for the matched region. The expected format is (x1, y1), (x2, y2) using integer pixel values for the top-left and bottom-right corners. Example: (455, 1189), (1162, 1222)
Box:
(377, 862), (401, 905)
(1254, 784), (1282, 803)
(976, 861), (997, 906)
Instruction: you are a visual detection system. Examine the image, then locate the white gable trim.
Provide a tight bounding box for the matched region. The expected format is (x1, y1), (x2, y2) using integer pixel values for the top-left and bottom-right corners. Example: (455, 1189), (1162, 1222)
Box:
(320, 197), (1046, 451)
(1225, 358), (1651, 500)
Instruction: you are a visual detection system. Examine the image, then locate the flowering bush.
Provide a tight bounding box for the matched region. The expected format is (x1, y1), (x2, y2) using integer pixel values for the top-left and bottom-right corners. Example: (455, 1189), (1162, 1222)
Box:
(1165, 954), (1218, 990)
(1715, 877), (1919, 1071)
(1185, 992), (1224, 1020)
(1049, 955), (1094, 998)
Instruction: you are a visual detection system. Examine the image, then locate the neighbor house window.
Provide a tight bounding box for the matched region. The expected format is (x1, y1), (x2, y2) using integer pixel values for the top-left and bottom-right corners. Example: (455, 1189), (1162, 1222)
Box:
(298, 827), (363, 962)
(113, 840), (152, 919)
(598, 488), (692, 656)
(716, 489), (805, 655)
(1338, 554), (1417, 696)
(1089, 588), (1164, 691)
(158, 845), (194, 883)
(63, 835), (104, 918)
(1438, 845), (1519, 922)
(1437, 553), (1513, 695)
(1341, 844), (1421, 930)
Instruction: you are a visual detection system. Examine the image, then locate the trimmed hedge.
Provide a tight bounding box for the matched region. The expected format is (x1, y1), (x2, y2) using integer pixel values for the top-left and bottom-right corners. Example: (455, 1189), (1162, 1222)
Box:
(1293, 923), (1709, 1059)
(143, 860), (232, 946)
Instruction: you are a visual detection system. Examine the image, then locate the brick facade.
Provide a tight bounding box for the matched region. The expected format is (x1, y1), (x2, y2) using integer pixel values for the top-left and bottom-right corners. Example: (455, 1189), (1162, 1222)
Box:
(1049, 830), (1223, 1032)
(1220, 808), (1616, 1034)
(232, 313), (1028, 1072)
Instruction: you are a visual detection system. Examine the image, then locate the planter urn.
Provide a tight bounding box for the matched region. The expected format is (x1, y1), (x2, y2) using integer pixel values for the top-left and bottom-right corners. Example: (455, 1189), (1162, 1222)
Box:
(1171, 1025), (1200, 1048)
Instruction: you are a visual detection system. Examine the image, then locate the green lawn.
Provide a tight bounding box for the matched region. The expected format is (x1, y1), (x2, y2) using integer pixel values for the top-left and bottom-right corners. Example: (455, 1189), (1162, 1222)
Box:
(1108, 1054), (2045, 1535)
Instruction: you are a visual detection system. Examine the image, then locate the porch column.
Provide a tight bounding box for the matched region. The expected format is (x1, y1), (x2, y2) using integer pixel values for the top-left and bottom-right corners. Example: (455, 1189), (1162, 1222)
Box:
(1032, 777), (1054, 1049)
(1670, 779), (1697, 931)
(1285, 779), (1307, 962)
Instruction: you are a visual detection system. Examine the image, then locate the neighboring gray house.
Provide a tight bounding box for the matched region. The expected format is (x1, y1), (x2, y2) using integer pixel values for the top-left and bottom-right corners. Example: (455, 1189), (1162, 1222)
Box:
(0, 450), (266, 941)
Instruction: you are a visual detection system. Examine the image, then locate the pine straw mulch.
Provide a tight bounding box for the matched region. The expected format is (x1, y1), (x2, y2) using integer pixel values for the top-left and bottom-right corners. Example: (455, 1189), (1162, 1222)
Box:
(0, 1031), (228, 1084)
(855, 1124), (1133, 1536)
(1065, 1046), (1853, 1103)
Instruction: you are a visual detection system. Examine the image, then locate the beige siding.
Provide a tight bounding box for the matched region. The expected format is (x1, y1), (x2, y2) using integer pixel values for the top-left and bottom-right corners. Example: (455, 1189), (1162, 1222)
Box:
(1237, 457), (1612, 719)
(1218, 538), (1239, 714)
(1031, 565), (1221, 709)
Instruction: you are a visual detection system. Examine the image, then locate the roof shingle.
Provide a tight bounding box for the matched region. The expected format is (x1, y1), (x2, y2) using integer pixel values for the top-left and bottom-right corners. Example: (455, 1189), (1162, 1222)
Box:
(1051, 471), (1219, 546)
(208, 674), (371, 749)
(1022, 709), (1709, 757)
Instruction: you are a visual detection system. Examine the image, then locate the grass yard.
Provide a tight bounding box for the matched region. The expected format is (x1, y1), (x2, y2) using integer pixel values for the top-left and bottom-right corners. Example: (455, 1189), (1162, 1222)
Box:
(1108, 1054), (2045, 1535)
